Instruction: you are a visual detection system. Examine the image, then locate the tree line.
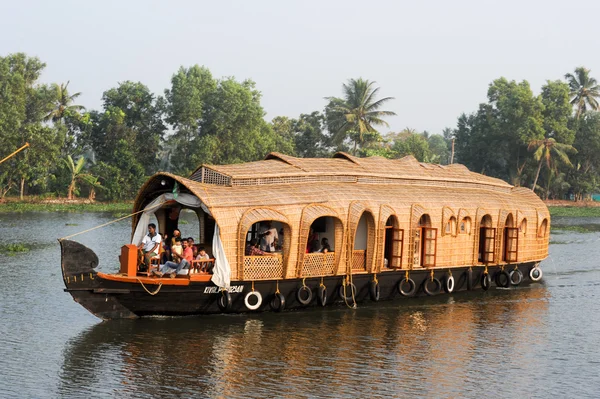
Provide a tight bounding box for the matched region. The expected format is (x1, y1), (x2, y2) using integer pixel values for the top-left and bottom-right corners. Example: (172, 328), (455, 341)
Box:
(1, 52), (599, 201)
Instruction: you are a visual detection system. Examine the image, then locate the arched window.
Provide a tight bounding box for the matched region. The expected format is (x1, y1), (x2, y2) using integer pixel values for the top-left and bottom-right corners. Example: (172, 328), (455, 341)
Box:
(538, 219), (548, 237)
(445, 216), (457, 236)
(459, 217), (471, 234)
(519, 218), (527, 235)
(478, 215), (495, 263)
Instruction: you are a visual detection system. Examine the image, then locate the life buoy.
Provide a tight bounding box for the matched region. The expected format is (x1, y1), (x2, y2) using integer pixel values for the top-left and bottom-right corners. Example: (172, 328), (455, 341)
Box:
(509, 269), (524, 286)
(317, 285), (327, 307)
(217, 290), (232, 311)
(443, 275), (455, 293)
(398, 278), (416, 296)
(244, 291), (262, 310)
(530, 266), (543, 282)
(423, 277), (442, 296)
(495, 270), (511, 288)
(297, 285), (313, 305)
(338, 282), (356, 301)
(270, 292), (286, 312)
(369, 280), (380, 301)
(481, 273), (491, 291)
(466, 269), (473, 290)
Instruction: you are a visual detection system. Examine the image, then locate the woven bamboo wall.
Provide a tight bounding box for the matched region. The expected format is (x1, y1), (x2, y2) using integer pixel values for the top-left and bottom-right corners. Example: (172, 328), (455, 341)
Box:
(132, 156), (550, 281)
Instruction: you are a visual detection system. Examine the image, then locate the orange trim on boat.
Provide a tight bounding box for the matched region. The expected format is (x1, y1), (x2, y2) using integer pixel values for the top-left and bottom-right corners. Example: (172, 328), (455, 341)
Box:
(97, 272), (213, 284)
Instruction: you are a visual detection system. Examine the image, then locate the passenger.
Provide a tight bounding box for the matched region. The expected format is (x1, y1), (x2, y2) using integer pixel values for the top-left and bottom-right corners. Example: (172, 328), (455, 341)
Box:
(138, 223), (162, 269)
(306, 228), (318, 253)
(309, 238), (321, 253)
(171, 237), (183, 258)
(259, 221), (278, 252)
(154, 238), (194, 278)
(160, 232), (169, 263)
(196, 247), (212, 273)
(246, 238), (276, 256)
(192, 244), (199, 259)
(320, 237), (331, 253)
(196, 247), (210, 261)
(187, 236), (195, 248)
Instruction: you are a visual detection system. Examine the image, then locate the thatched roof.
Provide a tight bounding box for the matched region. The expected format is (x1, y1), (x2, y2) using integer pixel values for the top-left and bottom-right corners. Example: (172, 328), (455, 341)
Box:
(188, 152), (512, 188)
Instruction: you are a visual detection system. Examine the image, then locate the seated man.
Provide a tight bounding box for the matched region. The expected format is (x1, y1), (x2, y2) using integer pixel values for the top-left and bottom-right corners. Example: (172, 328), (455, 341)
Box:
(246, 238), (276, 256)
(138, 223), (162, 270)
(154, 238), (193, 277)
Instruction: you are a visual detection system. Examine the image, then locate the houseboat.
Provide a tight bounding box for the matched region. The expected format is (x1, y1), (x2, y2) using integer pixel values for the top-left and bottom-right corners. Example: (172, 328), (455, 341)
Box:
(60, 152), (549, 319)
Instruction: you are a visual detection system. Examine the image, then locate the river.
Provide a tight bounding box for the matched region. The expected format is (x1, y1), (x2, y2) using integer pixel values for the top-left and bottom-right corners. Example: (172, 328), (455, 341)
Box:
(0, 212), (599, 398)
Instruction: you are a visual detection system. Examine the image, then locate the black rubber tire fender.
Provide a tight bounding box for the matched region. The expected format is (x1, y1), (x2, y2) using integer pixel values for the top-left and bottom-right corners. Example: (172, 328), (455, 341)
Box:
(443, 274), (455, 294)
(338, 283), (356, 301)
(217, 290), (232, 311)
(481, 273), (491, 291)
(369, 280), (380, 301)
(509, 269), (524, 286)
(398, 278), (416, 297)
(423, 277), (442, 296)
(297, 285), (313, 306)
(270, 292), (286, 312)
(495, 270), (511, 288)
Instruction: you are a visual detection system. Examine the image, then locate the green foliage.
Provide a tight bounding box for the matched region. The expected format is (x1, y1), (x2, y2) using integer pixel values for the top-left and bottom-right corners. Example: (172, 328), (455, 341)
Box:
(325, 78), (396, 154)
(565, 67), (600, 118)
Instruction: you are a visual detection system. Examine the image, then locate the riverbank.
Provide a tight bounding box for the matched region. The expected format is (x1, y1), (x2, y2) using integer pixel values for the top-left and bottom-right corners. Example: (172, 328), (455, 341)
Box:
(0, 197), (133, 214)
(545, 199), (600, 217)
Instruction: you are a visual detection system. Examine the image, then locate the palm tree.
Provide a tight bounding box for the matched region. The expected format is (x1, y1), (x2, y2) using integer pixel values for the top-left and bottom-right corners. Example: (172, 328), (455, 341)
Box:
(45, 81), (85, 123)
(325, 78), (396, 154)
(64, 155), (99, 200)
(564, 67), (600, 118)
(528, 138), (577, 193)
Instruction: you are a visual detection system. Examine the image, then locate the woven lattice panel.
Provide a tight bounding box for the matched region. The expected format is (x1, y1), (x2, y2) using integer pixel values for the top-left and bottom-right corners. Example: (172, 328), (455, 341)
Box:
(202, 167), (232, 186)
(243, 255), (284, 280)
(300, 252), (336, 277)
(296, 204), (344, 277)
(236, 208), (291, 279)
(352, 250), (367, 271)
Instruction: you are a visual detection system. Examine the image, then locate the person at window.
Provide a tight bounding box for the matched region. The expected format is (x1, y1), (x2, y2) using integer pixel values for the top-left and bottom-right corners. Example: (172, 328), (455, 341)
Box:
(309, 238), (321, 253)
(276, 228), (284, 251)
(139, 223), (161, 270)
(320, 237), (331, 253)
(246, 238), (276, 256)
(154, 238), (193, 277)
(259, 221), (278, 252)
(306, 228), (318, 253)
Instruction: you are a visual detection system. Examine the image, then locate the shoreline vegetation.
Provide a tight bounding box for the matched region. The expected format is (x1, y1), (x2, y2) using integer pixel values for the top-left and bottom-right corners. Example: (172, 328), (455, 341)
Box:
(0, 197), (132, 214)
(2, 198), (600, 217)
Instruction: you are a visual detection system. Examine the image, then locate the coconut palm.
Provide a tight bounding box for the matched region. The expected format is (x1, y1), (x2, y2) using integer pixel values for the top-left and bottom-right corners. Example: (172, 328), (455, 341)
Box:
(564, 67), (600, 118)
(528, 137), (577, 193)
(45, 81), (85, 123)
(325, 78), (396, 154)
(64, 155), (99, 200)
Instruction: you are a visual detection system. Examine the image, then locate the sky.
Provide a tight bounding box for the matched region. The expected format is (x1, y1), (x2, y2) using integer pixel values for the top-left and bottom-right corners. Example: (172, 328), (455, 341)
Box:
(2, 0), (599, 135)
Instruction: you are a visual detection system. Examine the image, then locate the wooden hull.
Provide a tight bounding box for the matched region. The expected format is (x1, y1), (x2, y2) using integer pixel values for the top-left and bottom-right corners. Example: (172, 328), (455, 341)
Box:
(61, 240), (542, 320)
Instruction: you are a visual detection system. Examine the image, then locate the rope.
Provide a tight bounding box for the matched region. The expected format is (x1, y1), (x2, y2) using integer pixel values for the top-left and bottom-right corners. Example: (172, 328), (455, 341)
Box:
(59, 201), (164, 241)
(275, 280), (280, 294)
(136, 278), (163, 295)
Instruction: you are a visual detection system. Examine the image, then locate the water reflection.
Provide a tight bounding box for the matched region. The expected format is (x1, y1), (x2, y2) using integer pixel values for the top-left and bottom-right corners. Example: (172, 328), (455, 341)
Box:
(58, 286), (549, 399)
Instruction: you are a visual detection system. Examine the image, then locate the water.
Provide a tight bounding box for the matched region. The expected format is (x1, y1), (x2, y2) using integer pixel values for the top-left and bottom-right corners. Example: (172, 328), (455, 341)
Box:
(1, 212), (599, 398)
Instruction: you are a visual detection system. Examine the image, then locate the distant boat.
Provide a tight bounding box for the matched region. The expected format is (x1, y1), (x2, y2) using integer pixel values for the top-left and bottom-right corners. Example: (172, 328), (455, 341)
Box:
(60, 152), (549, 319)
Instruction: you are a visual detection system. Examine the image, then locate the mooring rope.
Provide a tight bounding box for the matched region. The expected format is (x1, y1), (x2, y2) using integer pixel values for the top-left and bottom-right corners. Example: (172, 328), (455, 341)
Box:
(136, 278), (163, 295)
(58, 202), (164, 241)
